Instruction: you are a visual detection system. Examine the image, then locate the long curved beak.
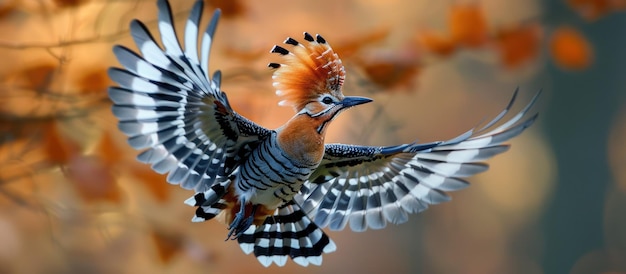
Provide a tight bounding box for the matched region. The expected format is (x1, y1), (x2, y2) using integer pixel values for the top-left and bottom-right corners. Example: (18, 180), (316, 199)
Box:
(340, 96), (373, 108)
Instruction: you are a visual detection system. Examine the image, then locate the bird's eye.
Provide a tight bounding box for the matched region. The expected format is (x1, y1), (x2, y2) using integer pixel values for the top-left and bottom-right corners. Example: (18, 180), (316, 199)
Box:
(322, 97), (333, 104)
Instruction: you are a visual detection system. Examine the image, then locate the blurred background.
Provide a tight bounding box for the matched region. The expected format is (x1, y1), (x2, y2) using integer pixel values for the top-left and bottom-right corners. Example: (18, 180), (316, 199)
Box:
(0, 0), (625, 273)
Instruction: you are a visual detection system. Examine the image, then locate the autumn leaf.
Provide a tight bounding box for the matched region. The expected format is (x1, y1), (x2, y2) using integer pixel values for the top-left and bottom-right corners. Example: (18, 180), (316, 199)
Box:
(77, 69), (112, 95)
(129, 163), (171, 202)
(449, 4), (488, 48)
(567, 0), (611, 21)
(41, 121), (80, 165)
(334, 28), (390, 58)
(9, 64), (57, 92)
(416, 29), (457, 57)
(494, 23), (542, 68)
(609, 0), (626, 9)
(52, 0), (90, 8)
(567, 0), (626, 20)
(0, 0), (17, 19)
(549, 26), (593, 70)
(65, 155), (123, 203)
(362, 61), (420, 91)
(95, 133), (123, 169)
(356, 51), (421, 91)
(206, 0), (246, 18)
(151, 229), (184, 263)
(223, 47), (265, 62)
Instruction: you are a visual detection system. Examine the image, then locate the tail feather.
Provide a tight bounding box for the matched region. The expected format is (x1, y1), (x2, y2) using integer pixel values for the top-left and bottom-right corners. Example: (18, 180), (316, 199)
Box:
(238, 202), (336, 267)
(184, 180), (231, 222)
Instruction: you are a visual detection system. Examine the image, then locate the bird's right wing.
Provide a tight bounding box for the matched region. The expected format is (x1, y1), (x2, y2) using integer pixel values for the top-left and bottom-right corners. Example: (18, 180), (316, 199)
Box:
(295, 90), (540, 232)
(108, 0), (271, 192)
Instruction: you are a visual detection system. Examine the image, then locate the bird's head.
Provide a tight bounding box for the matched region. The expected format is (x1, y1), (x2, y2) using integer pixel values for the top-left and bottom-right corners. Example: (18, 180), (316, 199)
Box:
(268, 33), (372, 121)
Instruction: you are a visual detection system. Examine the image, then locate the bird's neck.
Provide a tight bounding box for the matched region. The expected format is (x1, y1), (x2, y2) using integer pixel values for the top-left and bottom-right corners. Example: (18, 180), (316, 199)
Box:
(276, 113), (328, 166)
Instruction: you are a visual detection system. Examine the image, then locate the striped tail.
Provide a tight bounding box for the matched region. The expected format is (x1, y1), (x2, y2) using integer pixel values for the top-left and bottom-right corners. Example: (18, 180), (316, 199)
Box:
(237, 202), (336, 267)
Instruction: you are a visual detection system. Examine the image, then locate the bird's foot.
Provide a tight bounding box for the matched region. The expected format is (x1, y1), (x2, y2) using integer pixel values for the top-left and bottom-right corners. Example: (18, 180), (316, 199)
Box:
(225, 204), (257, 240)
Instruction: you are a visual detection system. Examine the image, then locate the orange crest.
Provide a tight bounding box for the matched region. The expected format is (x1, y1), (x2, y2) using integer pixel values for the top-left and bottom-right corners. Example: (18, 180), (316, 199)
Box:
(268, 33), (346, 111)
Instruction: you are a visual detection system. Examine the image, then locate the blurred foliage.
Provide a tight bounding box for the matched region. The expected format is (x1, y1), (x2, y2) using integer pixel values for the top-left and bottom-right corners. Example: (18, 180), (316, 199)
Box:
(0, 0), (624, 273)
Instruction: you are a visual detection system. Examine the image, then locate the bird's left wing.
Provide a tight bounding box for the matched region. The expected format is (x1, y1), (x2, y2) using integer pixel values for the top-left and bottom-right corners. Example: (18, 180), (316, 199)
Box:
(294, 90), (540, 232)
(108, 0), (271, 192)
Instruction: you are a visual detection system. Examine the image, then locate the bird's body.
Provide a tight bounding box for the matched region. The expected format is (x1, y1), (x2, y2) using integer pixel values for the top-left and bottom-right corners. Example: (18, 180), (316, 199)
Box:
(109, 0), (540, 267)
(237, 130), (317, 210)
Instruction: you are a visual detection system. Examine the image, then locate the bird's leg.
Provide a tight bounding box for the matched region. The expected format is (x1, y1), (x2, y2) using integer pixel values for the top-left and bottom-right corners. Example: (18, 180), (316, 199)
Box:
(237, 204), (257, 238)
(226, 199), (246, 240)
(226, 199), (258, 240)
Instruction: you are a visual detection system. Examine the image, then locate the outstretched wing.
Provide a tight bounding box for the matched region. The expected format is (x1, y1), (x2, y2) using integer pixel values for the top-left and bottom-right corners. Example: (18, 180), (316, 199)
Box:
(294, 90), (540, 232)
(108, 0), (271, 192)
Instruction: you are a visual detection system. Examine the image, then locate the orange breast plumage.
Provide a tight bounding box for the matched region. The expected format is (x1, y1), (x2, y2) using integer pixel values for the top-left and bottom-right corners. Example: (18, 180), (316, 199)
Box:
(269, 33), (346, 112)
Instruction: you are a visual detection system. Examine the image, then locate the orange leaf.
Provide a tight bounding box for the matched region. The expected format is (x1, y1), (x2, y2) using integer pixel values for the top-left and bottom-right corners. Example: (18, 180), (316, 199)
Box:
(448, 4), (488, 48)
(52, 0), (89, 8)
(42, 121), (80, 165)
(567, 0), (611, 20)
(66, 155), (122, 203)
(358, 51), (421, 91)
(416, 29), (457, 57)
(362, 62), (420, 91)
(77, 69), (112, 95)
(95, 133), (123, 168)
(0, 0), (17, 19)
(129, 163), (171, 202)
(222, 47), (265, 62)
(549, 26), (593, 70)
(495, 23), (542, 68)
(609, 0), (626, 9)
(206, 0), (246, 18)
(151, 229), (184, 263)
(334, 28), (390, 58)
(10, 64), (57, 92)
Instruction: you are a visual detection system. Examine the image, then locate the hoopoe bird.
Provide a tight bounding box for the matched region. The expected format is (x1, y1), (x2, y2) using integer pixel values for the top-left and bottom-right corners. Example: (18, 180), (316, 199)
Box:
(108, 0), (540, 267)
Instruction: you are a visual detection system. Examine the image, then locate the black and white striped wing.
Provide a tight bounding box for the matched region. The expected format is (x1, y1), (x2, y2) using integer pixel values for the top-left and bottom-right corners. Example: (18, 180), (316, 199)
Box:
(294, 90), (540, 232)
(109, 0), (270, 192)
